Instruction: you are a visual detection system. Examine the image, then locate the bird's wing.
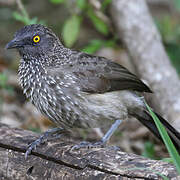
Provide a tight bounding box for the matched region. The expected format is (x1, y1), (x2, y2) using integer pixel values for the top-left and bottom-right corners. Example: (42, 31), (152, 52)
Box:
(47, 52), (152, 93)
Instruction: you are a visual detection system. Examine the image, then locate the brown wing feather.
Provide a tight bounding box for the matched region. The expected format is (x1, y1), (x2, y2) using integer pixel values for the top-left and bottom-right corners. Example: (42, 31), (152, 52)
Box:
(71, 53), (152, 93)
(47, 52), (152, 93)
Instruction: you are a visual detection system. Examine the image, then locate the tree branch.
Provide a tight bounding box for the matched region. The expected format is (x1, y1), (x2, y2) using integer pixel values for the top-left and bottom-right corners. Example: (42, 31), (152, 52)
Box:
(0, 123), (178, 179)
(110, 0), (180, 130)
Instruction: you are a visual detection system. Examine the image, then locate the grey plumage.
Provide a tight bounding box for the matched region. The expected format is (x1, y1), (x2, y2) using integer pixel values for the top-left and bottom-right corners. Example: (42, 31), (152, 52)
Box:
(6, 24), (180, 156)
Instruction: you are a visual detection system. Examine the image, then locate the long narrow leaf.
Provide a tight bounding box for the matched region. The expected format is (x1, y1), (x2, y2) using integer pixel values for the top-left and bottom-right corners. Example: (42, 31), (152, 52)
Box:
(145, 103), (180, 174)
(87, 9), (109, 35)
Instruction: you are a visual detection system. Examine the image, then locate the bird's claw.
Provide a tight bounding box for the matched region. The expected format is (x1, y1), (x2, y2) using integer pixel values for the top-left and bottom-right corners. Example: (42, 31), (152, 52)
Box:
(24, 128), (63, 160)
(25, 136), (45, 159)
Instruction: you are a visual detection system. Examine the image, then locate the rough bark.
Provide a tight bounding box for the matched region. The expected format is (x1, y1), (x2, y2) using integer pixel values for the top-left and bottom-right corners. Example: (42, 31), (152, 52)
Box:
(110, 0), (180, 130)
(0, 123), (179, 180)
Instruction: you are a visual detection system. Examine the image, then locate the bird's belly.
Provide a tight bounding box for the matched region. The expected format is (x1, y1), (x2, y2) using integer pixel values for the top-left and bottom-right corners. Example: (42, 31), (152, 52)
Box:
(30, 87), (144, 129)
(80, 90), (144, 128)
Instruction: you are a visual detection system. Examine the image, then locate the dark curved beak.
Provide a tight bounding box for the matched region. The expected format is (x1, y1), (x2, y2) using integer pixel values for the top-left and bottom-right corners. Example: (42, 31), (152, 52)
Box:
(5, 38), (23, 49)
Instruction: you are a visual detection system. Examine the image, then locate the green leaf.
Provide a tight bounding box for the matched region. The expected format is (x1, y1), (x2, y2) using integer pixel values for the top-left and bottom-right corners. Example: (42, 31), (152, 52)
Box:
(102, 0), (112, 11)
(145, 102), (180, 174)
(13, 11), (31, 25)
(142, 141), (157, 159)
(87, 9), (109, 35)
(38, 20), (46, 25)
(82, 39), (117, 54)
(28, 17), (38, 24)
(0, 73), (8, 88)
(166, 44), (180, 75)
(76, 0), (87, 10)
(104, 39), (116, 48)
(162, 158), (174, 164)
(174, 0), (180, 11)
(49, 0), (65, 4)
(81, 40), (104, 54)
(13, 12), (25, 22)
(62, 15), (82, 47)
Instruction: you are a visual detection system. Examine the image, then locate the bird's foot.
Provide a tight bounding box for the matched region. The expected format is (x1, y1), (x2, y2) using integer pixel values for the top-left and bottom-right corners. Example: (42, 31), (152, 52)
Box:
(71, 140), (106, 151)
(25, 127), (63, 159)
(25, 136), (45, 160)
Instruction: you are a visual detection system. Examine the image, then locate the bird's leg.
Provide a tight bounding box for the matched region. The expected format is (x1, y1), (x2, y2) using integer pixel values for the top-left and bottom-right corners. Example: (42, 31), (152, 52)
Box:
(25, 127), (64, 159)
(72, 120), (122, 150)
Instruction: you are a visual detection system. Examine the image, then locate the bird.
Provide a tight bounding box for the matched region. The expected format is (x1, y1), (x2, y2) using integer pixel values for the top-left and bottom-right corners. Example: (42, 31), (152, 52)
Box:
(6, 24), (180, 159)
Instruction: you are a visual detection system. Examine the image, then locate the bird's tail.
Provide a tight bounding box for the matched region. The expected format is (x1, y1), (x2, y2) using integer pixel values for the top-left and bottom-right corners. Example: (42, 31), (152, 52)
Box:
(132, 110), (180, 154)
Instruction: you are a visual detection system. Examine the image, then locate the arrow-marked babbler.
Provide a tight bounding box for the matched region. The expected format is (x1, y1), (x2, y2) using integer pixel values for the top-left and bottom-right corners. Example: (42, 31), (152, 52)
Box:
(6, 24), (180, 159)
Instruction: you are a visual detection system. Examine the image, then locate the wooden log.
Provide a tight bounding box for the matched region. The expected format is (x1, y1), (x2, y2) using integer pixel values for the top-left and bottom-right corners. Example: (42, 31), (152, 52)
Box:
(0, 123), (179, 179)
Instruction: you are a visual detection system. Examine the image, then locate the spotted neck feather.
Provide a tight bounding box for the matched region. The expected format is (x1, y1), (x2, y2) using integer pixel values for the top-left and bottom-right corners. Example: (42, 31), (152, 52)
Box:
(18, 57), (46, 101)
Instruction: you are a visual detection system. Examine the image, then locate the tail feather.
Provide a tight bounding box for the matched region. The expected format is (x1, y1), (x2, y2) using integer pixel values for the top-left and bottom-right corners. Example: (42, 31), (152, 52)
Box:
(133, 110), (180, 154)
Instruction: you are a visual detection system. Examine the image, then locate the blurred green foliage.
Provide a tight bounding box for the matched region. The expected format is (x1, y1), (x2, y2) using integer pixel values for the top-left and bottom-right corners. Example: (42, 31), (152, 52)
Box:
(60, 0), (112, 47)
(13, 0), (44, 26)
(76, 0), (86, 10)
(49, 0), (65, 4)
(155, 0), (180, 75)
(157, 17), (180, 74)
(82, 39), (104, 54)
(174, 0), (180, 11)
(162, 157), (174, 164)
(0, 72), (14, 95)
(11, 0), (116, 55)
(82, 39), (117, 54)
(13, 12), (44, 25)
(101, 0), (112, 11)
(142, 141), (159, 160)
(87, 8), (109, 35)
(62, 15), (82, 47)
(12, 0), (114, 50)
(0, 72), (8, 89)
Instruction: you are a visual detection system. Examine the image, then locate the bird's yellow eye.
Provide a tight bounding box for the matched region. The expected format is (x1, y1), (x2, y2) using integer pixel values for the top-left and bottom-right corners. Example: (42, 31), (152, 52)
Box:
(33, 35), (40, 43)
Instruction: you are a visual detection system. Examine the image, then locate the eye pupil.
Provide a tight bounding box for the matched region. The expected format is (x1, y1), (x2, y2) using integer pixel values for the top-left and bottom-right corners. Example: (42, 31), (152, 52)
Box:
(33, 35), (40, 43)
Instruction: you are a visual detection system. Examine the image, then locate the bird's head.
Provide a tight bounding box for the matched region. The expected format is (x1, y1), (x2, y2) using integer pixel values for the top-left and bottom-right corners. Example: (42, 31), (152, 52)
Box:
(6, 24), (60, 58)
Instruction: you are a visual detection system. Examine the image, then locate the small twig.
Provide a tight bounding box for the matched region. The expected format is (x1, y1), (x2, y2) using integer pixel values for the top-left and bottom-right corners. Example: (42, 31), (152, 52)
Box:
(16, 0), (29, 20)
(89, 0), (101, 9)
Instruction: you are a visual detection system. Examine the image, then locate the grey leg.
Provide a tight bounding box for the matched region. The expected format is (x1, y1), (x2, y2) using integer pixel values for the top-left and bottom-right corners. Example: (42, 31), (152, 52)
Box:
(25, 127), (64, 159)
(101, 119), (122, 143)
(72, 120), (122, 150)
